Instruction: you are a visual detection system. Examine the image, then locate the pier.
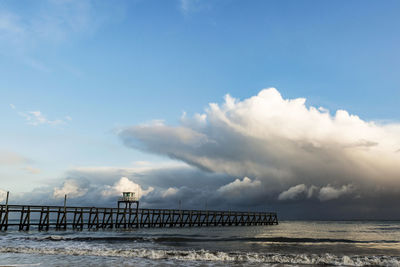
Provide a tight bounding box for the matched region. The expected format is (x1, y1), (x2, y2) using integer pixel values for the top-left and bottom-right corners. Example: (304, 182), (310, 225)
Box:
(0, 192), (278, 231)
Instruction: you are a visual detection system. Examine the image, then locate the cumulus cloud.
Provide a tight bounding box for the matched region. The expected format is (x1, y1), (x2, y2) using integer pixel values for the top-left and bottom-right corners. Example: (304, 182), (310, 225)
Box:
(162, 187), (179, 198)
(278, 184), (308, 200)
(318, 184), (354, 201)
(15, 164), (227, 209)
(278, 184), (351, 202)
(120, 88), (400, 185)
(53, 179), (88, 199)
(101, 177), (154, 199)
(117, 88), (400, 218)
(218, 177), (261, 198)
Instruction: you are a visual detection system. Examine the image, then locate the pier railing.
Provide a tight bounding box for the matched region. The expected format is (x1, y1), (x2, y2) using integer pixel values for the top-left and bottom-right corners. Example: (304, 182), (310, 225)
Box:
(0, 204), (278, 231)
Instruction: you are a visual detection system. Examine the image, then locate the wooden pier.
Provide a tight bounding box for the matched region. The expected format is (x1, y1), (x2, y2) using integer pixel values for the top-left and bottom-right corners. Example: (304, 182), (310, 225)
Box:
(0, 204), (278, 231)
(0, 192), (278, 231)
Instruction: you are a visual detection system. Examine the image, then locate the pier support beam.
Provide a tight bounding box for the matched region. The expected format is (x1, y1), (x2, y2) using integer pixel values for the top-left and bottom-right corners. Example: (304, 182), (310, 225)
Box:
(0, 191), (9, 231)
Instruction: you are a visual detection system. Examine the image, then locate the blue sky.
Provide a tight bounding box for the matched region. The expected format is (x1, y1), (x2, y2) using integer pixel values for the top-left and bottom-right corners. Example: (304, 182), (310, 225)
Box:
(1, 0), (400, 218)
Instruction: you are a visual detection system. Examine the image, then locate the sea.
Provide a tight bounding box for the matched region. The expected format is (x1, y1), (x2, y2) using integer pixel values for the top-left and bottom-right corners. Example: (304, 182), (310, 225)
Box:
(1, 221), (400, 266)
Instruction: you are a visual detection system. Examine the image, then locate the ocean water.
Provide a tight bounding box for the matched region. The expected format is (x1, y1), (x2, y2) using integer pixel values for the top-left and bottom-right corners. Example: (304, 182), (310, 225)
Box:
(1, 221), (400, 266)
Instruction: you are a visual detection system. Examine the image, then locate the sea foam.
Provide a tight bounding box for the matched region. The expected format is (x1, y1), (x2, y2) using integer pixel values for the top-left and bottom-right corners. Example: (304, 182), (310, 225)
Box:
(1, 246), (399, 266)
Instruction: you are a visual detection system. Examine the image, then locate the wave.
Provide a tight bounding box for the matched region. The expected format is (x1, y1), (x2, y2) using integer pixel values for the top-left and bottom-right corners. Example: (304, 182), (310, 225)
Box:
(26, 235), (400, 244)
(1, 246), (399, 266)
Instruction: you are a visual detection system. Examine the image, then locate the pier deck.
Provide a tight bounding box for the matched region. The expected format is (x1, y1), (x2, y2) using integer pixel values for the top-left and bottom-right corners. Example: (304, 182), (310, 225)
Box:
(0, 204), (278, 231)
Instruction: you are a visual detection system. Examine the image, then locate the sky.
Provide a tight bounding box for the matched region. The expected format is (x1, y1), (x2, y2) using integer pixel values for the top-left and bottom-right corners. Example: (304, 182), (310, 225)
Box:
(1, 0), (400, 219)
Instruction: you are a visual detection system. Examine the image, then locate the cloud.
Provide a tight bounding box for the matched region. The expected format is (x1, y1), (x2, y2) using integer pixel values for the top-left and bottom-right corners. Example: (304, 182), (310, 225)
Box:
(0, 10), (25, 41)
(278, 184), (308, 201)
(318, 184), (354, 201)
(0, 150), (30, 165)
(53, 179), (88, 199)
(179, 0), (204, 15)
(101, 177), (154, 199)
(61, 163), (232, 209)
(120, 88), (400, 184)
(14, 164), (230, 209)
(307, 185), (318, 199)
(162, 187), (179, 198)
(278, 184), (350, 201)
(117, 88), (400, 218)
(21, 166), (41, 174)
(19, 111), (66, 126)
(218, 177), (261, 198)
(0, 150), (40, 176)
(12, 106), (70, 126)
(0, 1), (103, 45)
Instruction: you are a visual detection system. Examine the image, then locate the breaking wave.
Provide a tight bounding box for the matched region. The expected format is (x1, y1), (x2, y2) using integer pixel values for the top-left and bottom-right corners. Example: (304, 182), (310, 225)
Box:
(1, 246), (399, 266)
(26, 235), (400, 244)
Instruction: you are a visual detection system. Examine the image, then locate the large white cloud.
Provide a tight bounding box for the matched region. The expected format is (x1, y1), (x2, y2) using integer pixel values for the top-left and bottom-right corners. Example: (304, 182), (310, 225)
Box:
(120, 88), (400, 184)
(118, 88), (400, 218)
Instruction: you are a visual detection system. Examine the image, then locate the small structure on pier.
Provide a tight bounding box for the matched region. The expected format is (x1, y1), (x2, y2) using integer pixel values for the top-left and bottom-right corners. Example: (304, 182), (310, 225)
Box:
(118, 192), (139, 210)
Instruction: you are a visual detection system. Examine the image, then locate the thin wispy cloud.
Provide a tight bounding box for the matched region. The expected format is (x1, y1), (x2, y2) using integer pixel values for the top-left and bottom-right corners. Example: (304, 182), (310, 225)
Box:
(21, 166), (41, 175)
(19, 111), (64, 126)
(0, 10), (25, 41)
(0, 150), (30, 165)
(23, 57), (52, 73)
(10, 105), (71, 126)
(0, 0), (95, 45)
(0, 150), (40, 175)
(179, 0), (209, 16)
